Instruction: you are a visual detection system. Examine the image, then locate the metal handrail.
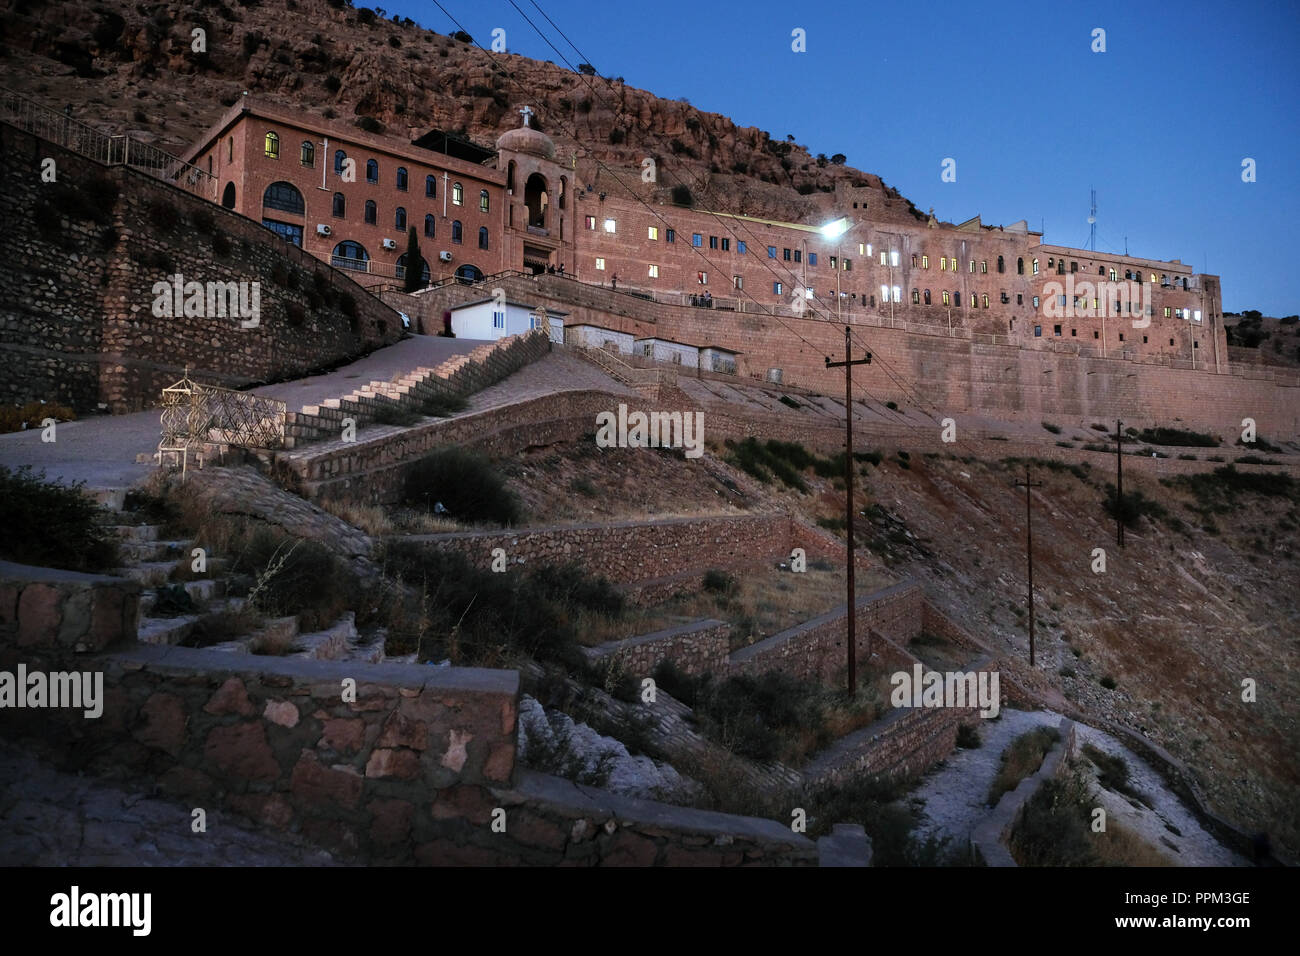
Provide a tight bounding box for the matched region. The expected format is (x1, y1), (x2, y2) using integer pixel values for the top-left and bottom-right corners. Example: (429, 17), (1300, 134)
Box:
(1, 86), (217, 201)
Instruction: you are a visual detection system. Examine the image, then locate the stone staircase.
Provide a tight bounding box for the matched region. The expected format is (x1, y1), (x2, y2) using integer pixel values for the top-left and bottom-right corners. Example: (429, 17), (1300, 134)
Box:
(282, 330), (552, 448)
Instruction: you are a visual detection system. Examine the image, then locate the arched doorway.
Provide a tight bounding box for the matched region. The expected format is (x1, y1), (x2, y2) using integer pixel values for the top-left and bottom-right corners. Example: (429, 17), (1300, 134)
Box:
(524, 173), (548, 228)
(455, 264), (483, 284)
(222, 182), (236, 209)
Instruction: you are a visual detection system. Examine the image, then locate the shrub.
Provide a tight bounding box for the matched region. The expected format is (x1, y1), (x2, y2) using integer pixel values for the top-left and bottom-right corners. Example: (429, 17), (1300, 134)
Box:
(778, 395), (801, 410)
(0, 466), (119, 572)
(1041, 422), (1062, 434)
(356, 115), (385, 134)
(229, 525), (356, 630)
(987, 726), (1060, 806)
(324, 74), (341, 93)
(1099, 675), (1117, 690)
(1091, 423), (1109, 431)
(0, 400), (77, 434)
(1135, 426), (1218, 447)
(670, 184), (693, 206)
(402, 446), (521, 526)
(1102, 483), (1168, 527)
(702, 569), (737, 595)
(885, 400), (899, 411)
(956, 723), (981, 749)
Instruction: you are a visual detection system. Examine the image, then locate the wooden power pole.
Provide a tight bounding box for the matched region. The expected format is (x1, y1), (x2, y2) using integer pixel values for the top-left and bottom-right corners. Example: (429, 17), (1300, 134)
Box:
(1115, 418), (1125, 548)
(826, 326), (871, 694)
(1014, 464), (1043, 667)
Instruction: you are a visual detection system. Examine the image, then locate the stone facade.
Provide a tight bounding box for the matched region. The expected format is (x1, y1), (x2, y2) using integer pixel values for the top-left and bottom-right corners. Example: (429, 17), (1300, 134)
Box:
(1, 123), (402, 413)
(581, 619), (731, 678)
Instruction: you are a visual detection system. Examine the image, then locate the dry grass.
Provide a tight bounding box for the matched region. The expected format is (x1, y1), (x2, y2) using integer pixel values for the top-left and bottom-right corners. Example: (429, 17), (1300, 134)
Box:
(987, 726), (1061, 806)
(318, 499), (462, 536)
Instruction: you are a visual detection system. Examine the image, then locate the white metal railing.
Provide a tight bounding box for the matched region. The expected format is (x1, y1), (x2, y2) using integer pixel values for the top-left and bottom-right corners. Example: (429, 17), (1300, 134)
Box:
(1, 86), (217, 201)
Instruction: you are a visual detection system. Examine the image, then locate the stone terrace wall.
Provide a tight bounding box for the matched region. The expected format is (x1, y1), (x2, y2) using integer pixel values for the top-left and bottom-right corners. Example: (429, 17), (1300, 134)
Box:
(403, 513), (799, 586)
(0, 560), (141, 652)
(581, 619), (730, 678)
(729, 581), (924, 683)
(0, 122), (401, 414)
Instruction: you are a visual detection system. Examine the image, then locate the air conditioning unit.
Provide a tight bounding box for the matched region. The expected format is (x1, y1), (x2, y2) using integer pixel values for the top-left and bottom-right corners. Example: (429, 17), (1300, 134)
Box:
(316, 224), (332, 236)
(438, 251), (453, 262)
(381, 238), (397, 250)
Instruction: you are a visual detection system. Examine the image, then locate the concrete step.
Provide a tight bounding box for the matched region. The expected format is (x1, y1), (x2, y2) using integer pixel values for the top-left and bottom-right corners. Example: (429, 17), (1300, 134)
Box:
(116, 561), (179, 587)
(137, 613), (202, 646)
(86, 488), (127, 512)
(117, 538), (190, 564)
(108, 524), (161, 542)
(139, 578), (226, 616)
(290, 612), (356, 661)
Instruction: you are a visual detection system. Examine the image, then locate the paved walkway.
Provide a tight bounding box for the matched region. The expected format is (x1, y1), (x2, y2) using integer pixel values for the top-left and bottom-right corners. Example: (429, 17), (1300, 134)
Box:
(0, 335), (491, 493)
(0, 741), (340, 866)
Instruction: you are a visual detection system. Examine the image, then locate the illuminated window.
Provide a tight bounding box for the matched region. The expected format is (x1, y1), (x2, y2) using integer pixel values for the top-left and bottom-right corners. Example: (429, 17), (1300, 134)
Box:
(970, 293), (977, 308)
(1163, 307), (1171, 317)
(922, 255), (929, 269)
(264, 131), (279, 158)
(734, 275), (743, 289)
(892, 285), (901, 302)
(300, 141), (314, 166)
(940, 258), (947, 271)
(774, 281), (783, 294)
(980, 260), (988, 274)
(648, 226), (658, 240)
(1033, 296), (1040, 308)
(603, 218), (616, 233)
(880, 285), (889, 302)
(584, 216), (595, 230)
(912, 254), (919, 267)
(596, 258), (606, 270)
(452, 182), (463, 205)
(969, 260), (975, 273)
(911, 289), (920, 304)
(880, 251), (887, 265)
(479, 189), (489, 212)
(982, 293), (989, 308)
(648, 264), (659, 278)
(890, 250), (900, 267)
(1032, 258), (1039, 275)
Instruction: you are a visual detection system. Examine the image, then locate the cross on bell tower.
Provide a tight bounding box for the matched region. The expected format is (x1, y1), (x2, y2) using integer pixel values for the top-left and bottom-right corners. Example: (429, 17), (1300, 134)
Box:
(519, 105), (534, 128)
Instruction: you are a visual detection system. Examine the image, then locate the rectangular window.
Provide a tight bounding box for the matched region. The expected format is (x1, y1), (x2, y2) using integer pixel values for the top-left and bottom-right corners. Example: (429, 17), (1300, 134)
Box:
(880, 251), (887, 266)
(982, 293), (989, 308)
(722, 238), (730, 251)
(1164, 307), (1172, 317)
(603, 218), (617, 233)
(1034, 325), (1042, 337)
(585, 216), (596, 230)
(733, 275), (743, 290)
(1118, 333), (1125, 342)
(969, 260), (976, 273)
(698, 271), (707, 285)
(783, 248), (792, 261)
(693, 233), (703, 247)
(940, 258), (947, 271)
(666, 229), (675, 243)
(1071, 329), (1077, 337)
(922, 255), (929, 269)
(1194, 310), (1202, 322)
(912, 254), (919, 267)
(890, 250), (900, 267)
(1032, 295), (1040, 308)
(1143, 335), (1149, 344)
(980, 260), (988, 274)
(794, 250), (802, 263)
(737, 240), (747, 254)
(844, 259), (852, 271)
(830, 255), (837, 269)
(595, 258), (606, 271)
(709, 236), (718, 249)
(1071, 261), (1078, 273)
(1016, 294), (1023, 305)
(1054, 324), (1062, 335)
(892, 285), (901, 302)
(768, 246), (777, 259)
(808, 252), (817, 266)
(881, 285), (890, 302)
(648, 226), (658, 240)
(773, 281), (783, 295)
(942, 291), (950, 306)
(970, 293), (978, 308)
(648, 264), (659, 278)
(1094, 330), (1100, 339)
(492, 310), (505, 330)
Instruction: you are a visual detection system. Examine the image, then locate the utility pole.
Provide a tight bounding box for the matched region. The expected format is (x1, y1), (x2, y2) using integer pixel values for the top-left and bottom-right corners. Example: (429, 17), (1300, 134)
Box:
(826, 326), (872, 694)
(1014, 465), (1043, 667)
(1115, 418), (1125, 548)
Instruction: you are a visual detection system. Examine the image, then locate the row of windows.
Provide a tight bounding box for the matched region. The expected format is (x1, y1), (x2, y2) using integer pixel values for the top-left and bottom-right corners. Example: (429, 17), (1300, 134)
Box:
(262, 133), (487, 208)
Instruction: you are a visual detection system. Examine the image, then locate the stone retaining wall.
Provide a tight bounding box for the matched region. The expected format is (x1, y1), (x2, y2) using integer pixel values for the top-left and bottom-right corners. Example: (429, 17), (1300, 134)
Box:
(581, 619), (730, 678)
(0, 123), (401, 414)
(0, 560), (141, 652)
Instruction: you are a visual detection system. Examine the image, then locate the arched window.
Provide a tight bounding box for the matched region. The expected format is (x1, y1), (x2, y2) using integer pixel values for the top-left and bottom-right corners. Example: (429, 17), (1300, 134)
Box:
(559, 175), (567, 210)
(524, 173), (549, 228)
(1100, 266), (1107, 276)
(982, 293), (989, 308)
(478, 226), (489, 250)
(506, 161), (516, 192)
(942, 290), (950, 306)
(396, 253), (430, 284)
(396, 167), (408, 191)
(395, 206), (406, 230)
(425, 175), (436, 198)
(424, 214), (436, 238)
(334, 150), (346, 174)
(300, 141), (314, 167)
(262, 181), (304, 215)
(227, 137), (234, 162)
(331, 240), (369, 272)
(364, 200), (376, 225)
(452, 182), (463, 205)
(222, 182), (236, 209)
(923, 289), (931, 305)
(366, 159), (379, 183)
(332, 192), (346, 217)
(264, 131), (279, 159)
(452, 220), (463, 244)
(1017, 257), (1024, 275)
(997, 255), (1004, 273)
(911, 288), (920, 304)
(479, 189), (489, 213)
(207, 156), (213, 175)
(1032, 258), (1039, 275)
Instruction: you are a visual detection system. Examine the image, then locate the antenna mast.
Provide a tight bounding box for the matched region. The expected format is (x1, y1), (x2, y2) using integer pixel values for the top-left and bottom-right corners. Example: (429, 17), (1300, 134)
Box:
(1088, 188), (1097, 253)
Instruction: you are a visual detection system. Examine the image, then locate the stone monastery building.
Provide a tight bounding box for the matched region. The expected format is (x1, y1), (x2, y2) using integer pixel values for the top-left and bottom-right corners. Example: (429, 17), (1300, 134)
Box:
(182, 97), (1227, 369)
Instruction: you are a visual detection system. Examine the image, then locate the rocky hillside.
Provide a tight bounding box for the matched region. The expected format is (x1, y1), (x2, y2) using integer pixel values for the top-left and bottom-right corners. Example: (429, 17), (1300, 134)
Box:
(0, 0), (928, 225)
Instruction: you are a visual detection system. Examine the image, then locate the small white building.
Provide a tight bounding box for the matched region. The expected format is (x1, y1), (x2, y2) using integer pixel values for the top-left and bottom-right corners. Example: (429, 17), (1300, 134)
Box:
(565, 324), (635, 354)
(700, 346), (740, 374)
(634, 337), (700, 368)
(448, 297), (567, 341)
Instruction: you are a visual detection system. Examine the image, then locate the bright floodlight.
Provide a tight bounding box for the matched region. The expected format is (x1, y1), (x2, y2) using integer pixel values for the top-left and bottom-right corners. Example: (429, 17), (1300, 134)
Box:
(820, 216), (850, 239)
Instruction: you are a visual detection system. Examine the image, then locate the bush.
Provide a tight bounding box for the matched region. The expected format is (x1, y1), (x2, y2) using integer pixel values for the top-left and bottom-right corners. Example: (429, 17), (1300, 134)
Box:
(230, 525), (356, 630)
(670, 183), (693, 206)
(956, 723), (981, 749)
(778, 395), (801, 410)
(987, 726), (1060, 806)
(0, 400), (77, 434)
(885, 400), (899, 411)
(1102, 483), (1168, 527)
(0, 466), (119, 572)
(1099, 675), (1117, 690)
(401, 446), (521, 526)
(702, 568), (737, 595)
(1135, 426), (1217, 447)
(1041, 422), (1062, 434)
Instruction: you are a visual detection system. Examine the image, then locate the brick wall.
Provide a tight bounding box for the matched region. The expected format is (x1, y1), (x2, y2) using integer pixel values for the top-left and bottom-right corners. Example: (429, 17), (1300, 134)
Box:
(1, 122), (402, 414)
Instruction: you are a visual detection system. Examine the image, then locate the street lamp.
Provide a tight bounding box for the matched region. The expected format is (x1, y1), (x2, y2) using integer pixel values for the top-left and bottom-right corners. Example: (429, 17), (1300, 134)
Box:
(820, 216), (856, 323)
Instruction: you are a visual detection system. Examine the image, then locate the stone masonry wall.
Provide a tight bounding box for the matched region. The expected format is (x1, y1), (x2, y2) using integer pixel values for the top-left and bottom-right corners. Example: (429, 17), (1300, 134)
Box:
(581, 619), (731, 678)
(0, 123), (401, 414)
(0, 560), (141, 653)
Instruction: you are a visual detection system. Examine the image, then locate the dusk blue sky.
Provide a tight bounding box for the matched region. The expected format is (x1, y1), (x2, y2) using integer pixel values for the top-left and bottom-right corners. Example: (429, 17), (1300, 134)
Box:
(392, 0), (1299, 314)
